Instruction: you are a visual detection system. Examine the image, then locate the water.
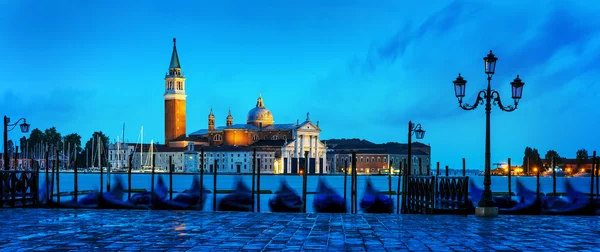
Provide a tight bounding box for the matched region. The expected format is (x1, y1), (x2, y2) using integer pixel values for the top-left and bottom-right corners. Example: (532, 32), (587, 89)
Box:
(40, 173), (598, 213)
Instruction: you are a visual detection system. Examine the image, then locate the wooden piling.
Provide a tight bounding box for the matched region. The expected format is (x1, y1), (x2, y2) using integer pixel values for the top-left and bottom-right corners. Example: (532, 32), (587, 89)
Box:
(436, 162), (440, 176)
(536, 163), (540, 198)
(127, 154), (132, 200)
(418, 157), (422, 176)
(396, 161), (402, 214)
(462, 158), (466, 176)
(344, 159), (348, 205)
(99, 152), (104, 195)
(388, 171), (392, 199)
(445, 165), (449, 177)
(200, 149), (204, 210)
(351, 151), (357, 214)
(400, 159), (407, 214)
(591, 151), (596, 201)
(45, 150), (49, 203)
(169, 155), (173, 200)
(252, 148), (256, 212)
(74, 152), (79, 202)
(213, 159), (217, 211)
(51, 149), (56, 203)
(508, 158), (512, 199)
(151, 153), (156, 204)
(55, 149), (60, 204)
(302, 151), (308, 213)
(596, 159), (599, 198)
(257, 158), (261, 213)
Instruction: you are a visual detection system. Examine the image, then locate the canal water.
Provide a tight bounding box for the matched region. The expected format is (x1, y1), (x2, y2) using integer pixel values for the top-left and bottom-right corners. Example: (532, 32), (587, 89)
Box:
(40, 173), (597, 213)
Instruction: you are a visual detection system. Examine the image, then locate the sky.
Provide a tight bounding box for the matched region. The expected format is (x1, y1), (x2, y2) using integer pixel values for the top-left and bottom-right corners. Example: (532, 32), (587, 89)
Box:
(1, 0), (599, 170)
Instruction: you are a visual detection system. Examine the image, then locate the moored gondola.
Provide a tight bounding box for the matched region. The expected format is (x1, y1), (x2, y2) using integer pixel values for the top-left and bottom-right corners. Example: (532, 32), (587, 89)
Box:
(218, 178), (253, 212)
(359, 178), (393, 213)
(269, 180), (302, 212)
(313, 178), (346, 213)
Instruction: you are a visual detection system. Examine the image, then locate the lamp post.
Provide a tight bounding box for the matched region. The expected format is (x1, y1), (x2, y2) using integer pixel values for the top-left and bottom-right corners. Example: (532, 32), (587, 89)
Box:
(452, 50), (525, 217)
(4, 116), (30, 170)
(401, 121), (425, 214)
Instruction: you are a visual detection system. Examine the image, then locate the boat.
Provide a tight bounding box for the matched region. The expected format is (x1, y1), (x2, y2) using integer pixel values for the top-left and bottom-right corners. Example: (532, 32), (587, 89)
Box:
(360, 178), (393, 213)
(269, 180), (303, 212)
(469, 180), (517, 209)
(498, 179), (541, 215)
(542, 167), (566, 177)
(572, 171), (591, 177)
(218, 178), (253, 212)
(313, 178), (346, 213)
(541, 180), (596, 215)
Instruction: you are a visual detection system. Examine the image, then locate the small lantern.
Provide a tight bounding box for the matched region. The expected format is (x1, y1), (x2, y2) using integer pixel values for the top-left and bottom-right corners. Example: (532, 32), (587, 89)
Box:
(453, 73), (467, 98)
(510, 75), (525, 101)
(484, 50), (498, 75)
(19, 120), (30, 133)
(414, 126), (425, 139)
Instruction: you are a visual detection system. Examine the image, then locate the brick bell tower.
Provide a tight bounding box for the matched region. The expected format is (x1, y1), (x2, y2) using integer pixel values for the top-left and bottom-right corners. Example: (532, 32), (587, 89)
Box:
(164, 38), (187, 144)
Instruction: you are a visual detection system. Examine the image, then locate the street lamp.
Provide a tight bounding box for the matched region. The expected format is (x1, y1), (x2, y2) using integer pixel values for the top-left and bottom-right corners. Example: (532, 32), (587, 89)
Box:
(4, 116), (30, 170)
(401, 121), (425, 214)
(452, 50), (525, 217)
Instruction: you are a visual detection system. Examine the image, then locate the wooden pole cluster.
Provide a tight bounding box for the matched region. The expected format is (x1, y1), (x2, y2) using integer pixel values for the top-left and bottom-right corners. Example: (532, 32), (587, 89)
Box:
(252, 148), (256, 212)
(213, 159), (217, 211)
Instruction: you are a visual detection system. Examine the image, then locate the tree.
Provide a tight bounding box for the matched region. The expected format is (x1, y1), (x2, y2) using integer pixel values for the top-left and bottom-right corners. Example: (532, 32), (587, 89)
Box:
(522, 147), (542, 174)
(78, 131), (110, 168)
(63, 133), (82, 155)
(27, 128), (45, 153)
(43, 127), (62, 150)
(544, 150), (561, 169)
(576, 149), (589, 171)
(19, 136), (27, 153)
(7, 140), (14, 156)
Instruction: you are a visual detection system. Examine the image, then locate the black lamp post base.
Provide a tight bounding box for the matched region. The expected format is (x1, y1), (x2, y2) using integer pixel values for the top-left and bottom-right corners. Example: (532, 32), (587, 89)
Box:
(476, 206), (498, 217)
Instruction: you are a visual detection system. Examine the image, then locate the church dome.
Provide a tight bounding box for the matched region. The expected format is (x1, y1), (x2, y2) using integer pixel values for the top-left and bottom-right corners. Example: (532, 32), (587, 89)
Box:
(247, 95), (274, 127)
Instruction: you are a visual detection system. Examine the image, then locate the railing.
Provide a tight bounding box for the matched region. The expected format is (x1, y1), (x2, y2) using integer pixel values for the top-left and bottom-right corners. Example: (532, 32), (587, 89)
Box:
(434, 176), (469, 214)
(0, 171), (39, 208)
(405, 176), (435, 214)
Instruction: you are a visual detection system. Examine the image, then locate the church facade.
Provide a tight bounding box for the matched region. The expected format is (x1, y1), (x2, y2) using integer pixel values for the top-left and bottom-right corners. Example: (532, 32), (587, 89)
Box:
(161, 38), (328, 174)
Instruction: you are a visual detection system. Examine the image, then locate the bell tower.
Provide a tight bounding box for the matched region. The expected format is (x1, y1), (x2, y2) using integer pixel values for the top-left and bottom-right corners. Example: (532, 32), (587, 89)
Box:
(164, 38), (187, 144)
(226, 109), (233, 127)
(208, 108), (215, 131)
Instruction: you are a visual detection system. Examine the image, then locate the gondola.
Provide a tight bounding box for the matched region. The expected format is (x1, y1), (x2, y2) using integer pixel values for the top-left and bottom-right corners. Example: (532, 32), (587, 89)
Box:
(218, 178), (253, 212)
(359, 178), (393, 213)
(498, 179), (541, 215)
(150, 176), (199, 210)
(313, 178), (346, 213)
(97, 177), (149, 210)
(469, 180), (517, 209)
(541, 180), (596, 216)
(269, 180), (303, 212)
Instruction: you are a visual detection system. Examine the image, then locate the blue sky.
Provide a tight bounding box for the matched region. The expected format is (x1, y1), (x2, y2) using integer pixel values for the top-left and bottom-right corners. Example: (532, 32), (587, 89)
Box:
(2, 0), (599, 169)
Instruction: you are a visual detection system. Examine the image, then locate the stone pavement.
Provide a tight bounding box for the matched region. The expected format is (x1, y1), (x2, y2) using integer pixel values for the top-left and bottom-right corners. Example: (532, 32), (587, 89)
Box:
(0, 209), (599, 251)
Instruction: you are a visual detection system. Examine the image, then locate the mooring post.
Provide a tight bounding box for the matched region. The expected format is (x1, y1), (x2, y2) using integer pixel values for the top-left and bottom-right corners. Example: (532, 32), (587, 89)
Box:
(151, 153), (156, 205)
(257, 157), (261, 212)
(169, 156), (173, 200)
(213, 159), (217, 211)
(552, 156), (556, 197)
(596, 159), (599, 198)
(127, 154), (132, 200)
(508, 158), (512, 199)
(418, 157), (422, 176)
(99, 152), (104, 195)
(445, 165), (449, 177)
(199, 149), (204, 210)
(74, 153), (79, 202)
(302, 151), (308, 213)
(351, 151), (357, 214)
(388, 167), (392, 199)
(536, 164), (540, 198)
(34, 160), (40, 206)
(344, 159), (348, 205)
(252, 149), (256, 212)
(462, 158), (466, 176)
(51, 149), (56, 203)
(45, 150), (49, 203)
(401, 159), (407, 214)
(55, 149), (60, 204)
(591, 151), (596, 201)
(396, 161), (402, 214)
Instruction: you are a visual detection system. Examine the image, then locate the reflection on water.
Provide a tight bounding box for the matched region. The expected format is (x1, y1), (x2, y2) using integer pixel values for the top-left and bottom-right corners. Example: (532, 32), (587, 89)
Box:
(173, 220), (186, 236)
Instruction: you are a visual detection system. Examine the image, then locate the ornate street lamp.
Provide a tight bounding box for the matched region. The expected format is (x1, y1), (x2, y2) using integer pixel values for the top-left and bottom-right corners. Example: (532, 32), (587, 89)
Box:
(452, 50), (525, 217)
(4, 116), (30, 170)
(400, 121), (425, 214)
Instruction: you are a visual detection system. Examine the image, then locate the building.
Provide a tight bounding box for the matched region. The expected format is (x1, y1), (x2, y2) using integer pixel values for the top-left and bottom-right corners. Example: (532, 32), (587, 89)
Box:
(541, 158), (596, 173)
(107, 143), (136, 170)
(325, 139), (431, 175)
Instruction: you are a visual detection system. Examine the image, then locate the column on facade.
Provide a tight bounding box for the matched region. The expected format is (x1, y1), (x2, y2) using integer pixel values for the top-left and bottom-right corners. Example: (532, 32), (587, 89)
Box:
(299, 134), (304, 173)
(315, 135), (320, 173)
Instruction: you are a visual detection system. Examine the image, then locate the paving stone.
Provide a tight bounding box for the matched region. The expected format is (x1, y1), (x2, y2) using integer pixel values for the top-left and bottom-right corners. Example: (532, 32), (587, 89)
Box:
(0, 209), (599, 251)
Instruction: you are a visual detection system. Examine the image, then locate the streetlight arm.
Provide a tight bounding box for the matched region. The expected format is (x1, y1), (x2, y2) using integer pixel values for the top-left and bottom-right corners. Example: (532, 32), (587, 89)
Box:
(458, 90), (486, 111)
(491, 90), (518, 112)
(410, 123), (422, 135)
(5, 117), (27, 132)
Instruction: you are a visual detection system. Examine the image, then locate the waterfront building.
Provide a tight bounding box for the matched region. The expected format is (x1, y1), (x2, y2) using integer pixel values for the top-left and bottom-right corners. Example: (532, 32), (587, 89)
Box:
(325, 139), (431, 175)
(159, 38), (328, 174)
(107, 143), (136, 169)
